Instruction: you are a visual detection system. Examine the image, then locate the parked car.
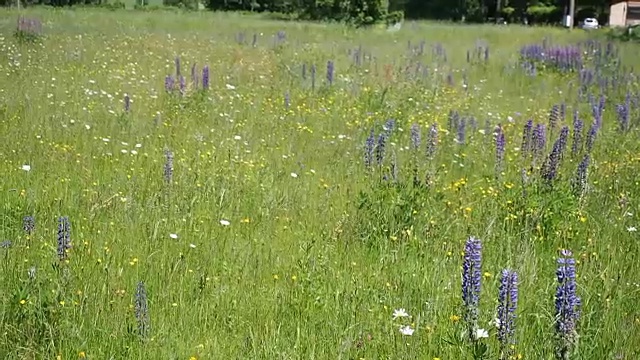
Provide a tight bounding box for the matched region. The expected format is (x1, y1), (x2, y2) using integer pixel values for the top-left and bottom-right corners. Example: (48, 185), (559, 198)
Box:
(582, 18), (599, 30)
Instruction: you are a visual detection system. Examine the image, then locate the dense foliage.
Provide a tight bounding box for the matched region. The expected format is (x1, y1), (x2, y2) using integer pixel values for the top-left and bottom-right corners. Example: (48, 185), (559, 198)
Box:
(0, 0), (611, 25)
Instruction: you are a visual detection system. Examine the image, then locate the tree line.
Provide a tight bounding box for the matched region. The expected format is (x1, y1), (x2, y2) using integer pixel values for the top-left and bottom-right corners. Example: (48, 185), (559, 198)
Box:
(1, 0), (610, 26)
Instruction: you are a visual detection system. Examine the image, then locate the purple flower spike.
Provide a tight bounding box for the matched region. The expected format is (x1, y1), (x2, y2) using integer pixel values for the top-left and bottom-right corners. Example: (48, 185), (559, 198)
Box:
(497, 269), (518, 358)
(555, 249), (581, 358)
(462, 236), (482, 341)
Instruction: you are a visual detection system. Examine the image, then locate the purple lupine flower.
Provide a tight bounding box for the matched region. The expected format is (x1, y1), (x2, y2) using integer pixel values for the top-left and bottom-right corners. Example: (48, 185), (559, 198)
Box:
(383, 119), (396, 134)
(326, 60), (334, 86)
(202, 66), (210, 90)
(165, 75), (175, 92)
(549, 104), (560, 133)
(532, 123), (547, 159)
(191, 63), (198, 89)
(427, 123), (438, 160)
(457, 117), (466, 145)
(364, 128), (375, 169)
(284, 92), (290, 109)
(23, 215), (35, 235)
(164, 149), (174, 184)
(179, 75), (186, 94)
(462, 236), (483, 341)
(572, 113), (583, 155)
(375, 133), (387, 165)
(521, 119), (533, 158)
(124, 94), (131, 112)
(410, 123), (421, 150)
(497, 269), (518, 358)
(252, 33), (258, 47)
(302, 63), (307, 80)
(617, 98), (630, 132)
(446, 72), (454, 86)
(495, 125), (506, 173)
(311, 64), (316, 90)
(135, 281), (150, 338)
(572, 154), (590, 196)
(555, 250), (581, 359)
(586, 122), (598, 152)
(557, 126), (569, 157)
(57, 216), (71, 261)
(175, 56), (181, 77)
(542, 138), (562, 183)
(560, 103), (566, 121)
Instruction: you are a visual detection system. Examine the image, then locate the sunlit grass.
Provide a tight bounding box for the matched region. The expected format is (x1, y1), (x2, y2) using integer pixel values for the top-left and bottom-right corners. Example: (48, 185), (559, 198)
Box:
(0, 8), (639, 359)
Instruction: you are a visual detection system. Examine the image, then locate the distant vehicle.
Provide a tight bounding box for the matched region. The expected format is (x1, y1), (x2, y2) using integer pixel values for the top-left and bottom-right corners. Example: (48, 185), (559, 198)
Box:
(582, 18), (599, 30)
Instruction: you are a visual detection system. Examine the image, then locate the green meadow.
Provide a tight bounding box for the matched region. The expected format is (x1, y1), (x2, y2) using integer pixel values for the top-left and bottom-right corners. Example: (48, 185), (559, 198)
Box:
(0, 8), (639, 359)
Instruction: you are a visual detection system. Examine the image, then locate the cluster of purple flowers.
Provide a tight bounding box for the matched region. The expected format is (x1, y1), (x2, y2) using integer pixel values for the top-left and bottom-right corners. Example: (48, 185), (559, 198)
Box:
(520, 43), (582, 73)
(165, 56), (210, 94)
(16, 16), (43, 37)
(459, 240), (582, 358)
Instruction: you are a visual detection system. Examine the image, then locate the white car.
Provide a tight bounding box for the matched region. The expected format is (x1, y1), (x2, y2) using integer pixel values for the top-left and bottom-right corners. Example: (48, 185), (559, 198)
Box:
(582, 18), (599, 30)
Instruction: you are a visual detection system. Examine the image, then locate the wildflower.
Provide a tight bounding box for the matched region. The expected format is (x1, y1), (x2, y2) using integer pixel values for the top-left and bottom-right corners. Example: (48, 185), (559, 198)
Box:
(549, 104), (560, 133)
(23, 215), (35, 234)
(202, 66), (210, 90)
(497, 269), (518, 359)
(410, 123), (421, 150)
(57, 216), (71, 261)
(191, 63), (198, 88)
(474, 328), (489, 339)
(165, 75), (175, 92)
(456, 117), (467, 145)
(462, 236), (482, 341)
(326, 60), (334, 86)
(163, 149), (174, 184)
(427, 123), (438, 160)
(0, 240), (11, 248)
(555, 250), (581, 359)
(585, 122), (598, 152)
(310, 64), (316, 89)
(521, 119), (533, 158)
(290, 172), (298, 178)
(124, 93), (130, 112)
(175, 56), (181, 77)
(364, 128), (375, 169)
(179, 75), (186, 94)
(541, 137), (563, 184)
(375, 132), (387, 165)
(572, 115), (583, 155)
(21, 164), (31, 172)
(532, 123), (546, 160)
(495, 125), (506, 173)
(627, 226), (637, 232)
(169, 233), (178, 239)
(392, 308), (409, 320)
(220, 219), (230, 226)
(135, 281), (150, 338)
(399, 325), (415, 336)
(571, 154), (590, 197)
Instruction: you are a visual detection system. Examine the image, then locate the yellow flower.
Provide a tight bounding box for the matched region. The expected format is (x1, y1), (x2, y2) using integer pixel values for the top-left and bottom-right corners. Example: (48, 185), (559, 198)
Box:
(449, 314), (460, 322)
(78, 351), (86, 358)
(19, 299), (26, 305)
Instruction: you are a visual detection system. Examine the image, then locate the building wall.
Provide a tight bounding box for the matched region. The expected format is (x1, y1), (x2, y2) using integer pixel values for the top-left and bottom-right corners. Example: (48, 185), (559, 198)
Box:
(610, 2), (627, 27)
(627, 1), (640, 25)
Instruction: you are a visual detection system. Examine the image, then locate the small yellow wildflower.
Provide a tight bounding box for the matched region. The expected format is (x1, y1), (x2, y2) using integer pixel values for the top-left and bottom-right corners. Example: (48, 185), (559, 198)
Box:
(450, 314), (460, 322)
(78, 351), (86, 358)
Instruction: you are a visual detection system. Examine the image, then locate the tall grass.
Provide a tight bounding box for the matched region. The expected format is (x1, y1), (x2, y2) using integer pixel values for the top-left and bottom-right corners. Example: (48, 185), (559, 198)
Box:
(0, 8), (639, 359)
